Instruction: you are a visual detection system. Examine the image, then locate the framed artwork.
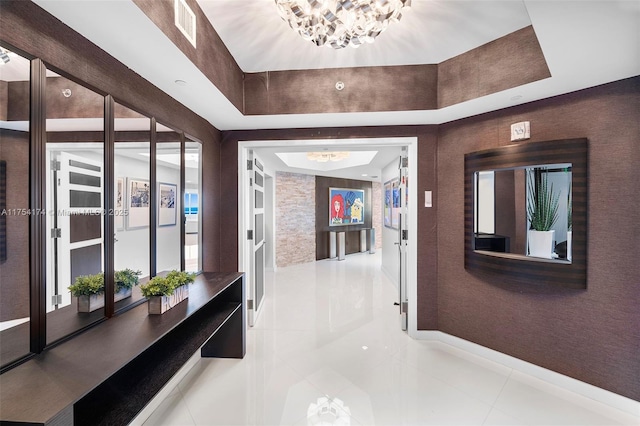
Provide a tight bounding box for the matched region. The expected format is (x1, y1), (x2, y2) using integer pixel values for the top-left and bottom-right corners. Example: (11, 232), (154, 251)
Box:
(115, 177), (124, 231)
(384, 178), (401, 229)
(384, 180), (393, 228)
(329, 187), (365, 226)
(127, 178), (149, 229)
(392, 179), (401, 229)
(158, 182), (177, 227)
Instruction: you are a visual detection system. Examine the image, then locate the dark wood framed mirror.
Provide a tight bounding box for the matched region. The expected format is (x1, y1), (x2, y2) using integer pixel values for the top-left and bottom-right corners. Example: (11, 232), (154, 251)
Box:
(464, 138), (588, 289)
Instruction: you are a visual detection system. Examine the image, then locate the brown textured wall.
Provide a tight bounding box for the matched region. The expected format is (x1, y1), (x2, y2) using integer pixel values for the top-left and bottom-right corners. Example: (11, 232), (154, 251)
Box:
(245, 65), (438, 115)
(416, 128), (439, 330)
(132, 0), (244, 112)
(437, 77), (640, 401)
(275, 172), (316, 267)
(438, 26), (550, 108)
(0, 80), (8, 120)
(201, 132), (221, 272)
(0, 129), (30, 321)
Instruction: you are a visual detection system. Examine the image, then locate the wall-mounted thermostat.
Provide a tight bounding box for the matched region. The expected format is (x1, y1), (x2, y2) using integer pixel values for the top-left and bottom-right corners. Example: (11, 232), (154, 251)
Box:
(510, 121), (530, 141)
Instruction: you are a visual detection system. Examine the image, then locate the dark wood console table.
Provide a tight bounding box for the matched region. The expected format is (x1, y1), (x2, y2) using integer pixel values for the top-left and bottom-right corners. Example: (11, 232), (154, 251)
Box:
(0, 272), (245, 426)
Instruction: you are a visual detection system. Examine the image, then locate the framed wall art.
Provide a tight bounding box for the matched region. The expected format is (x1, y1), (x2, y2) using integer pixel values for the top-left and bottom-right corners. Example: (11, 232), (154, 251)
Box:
(329, 187), (365, 226)
(127, 178), (149, 229)
(158, 182), (177, 227)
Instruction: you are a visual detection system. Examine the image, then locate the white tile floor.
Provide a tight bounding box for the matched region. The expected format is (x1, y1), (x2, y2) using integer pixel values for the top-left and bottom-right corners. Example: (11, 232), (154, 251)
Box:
(141, 252), (639, 426)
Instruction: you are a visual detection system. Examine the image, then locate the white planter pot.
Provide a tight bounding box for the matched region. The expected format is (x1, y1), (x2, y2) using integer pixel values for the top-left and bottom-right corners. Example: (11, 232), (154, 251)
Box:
(77, 288), (132, 313)
(528, 230), (555, 259)
(147, 284), (189, 315)
(567, 231), (572, 261)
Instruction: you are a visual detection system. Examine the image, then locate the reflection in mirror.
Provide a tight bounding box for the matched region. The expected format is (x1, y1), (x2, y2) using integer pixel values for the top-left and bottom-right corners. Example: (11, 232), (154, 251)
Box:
(0, 47), (31, 367)
(114, 103), (151, 310)
(473, 164), (572, 263)
(156, 124), (181, 274)
(45, 69), (105, 345)
(185, 139), (201, 273)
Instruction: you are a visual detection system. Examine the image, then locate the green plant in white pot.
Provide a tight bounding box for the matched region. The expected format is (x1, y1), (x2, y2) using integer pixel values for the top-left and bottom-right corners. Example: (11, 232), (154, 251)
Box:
(140, 270), (195, 314)
(526, 170), (560, 259)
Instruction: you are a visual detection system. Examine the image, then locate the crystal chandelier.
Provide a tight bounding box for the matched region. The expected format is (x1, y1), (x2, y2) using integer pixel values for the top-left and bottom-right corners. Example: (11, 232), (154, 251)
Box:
(274, 0), (411, 49)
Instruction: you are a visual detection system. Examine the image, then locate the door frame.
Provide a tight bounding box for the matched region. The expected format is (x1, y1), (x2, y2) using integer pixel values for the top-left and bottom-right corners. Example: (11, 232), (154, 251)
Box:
(237, 137), (419, 337)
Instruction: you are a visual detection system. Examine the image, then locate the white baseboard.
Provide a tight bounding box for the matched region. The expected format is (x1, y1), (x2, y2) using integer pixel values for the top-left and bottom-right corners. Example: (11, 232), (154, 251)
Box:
(413, 330), (639, 418)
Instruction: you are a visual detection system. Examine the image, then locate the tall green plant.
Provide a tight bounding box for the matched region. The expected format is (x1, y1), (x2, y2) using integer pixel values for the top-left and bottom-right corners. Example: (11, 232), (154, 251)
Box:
(527, 170), (560, 231)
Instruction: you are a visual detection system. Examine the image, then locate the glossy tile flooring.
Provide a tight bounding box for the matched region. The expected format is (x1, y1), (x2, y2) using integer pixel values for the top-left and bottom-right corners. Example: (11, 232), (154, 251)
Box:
(140, 253), (639, 426)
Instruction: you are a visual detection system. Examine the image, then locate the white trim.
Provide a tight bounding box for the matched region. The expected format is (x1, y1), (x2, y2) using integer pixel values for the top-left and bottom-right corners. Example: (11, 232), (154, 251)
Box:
(238, 137), (418, 334)
(0, 317), (29, 332)
(413, 330), (640, 417)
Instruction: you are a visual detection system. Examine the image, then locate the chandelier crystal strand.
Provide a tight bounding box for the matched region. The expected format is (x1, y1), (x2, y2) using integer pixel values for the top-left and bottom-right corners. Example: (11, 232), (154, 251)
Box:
(275, 0), (411, 49)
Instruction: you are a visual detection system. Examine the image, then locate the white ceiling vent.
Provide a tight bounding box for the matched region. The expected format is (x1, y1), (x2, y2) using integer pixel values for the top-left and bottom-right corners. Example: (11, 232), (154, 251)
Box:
(175, 0), (196, 48)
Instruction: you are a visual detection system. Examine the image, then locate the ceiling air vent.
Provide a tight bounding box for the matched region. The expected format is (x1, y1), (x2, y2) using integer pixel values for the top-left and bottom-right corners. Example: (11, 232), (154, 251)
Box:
(175, 0), (196, 48)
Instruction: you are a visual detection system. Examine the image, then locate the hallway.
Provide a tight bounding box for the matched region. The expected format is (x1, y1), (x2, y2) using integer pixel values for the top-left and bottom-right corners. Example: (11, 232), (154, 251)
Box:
(138, 253), (638, 425)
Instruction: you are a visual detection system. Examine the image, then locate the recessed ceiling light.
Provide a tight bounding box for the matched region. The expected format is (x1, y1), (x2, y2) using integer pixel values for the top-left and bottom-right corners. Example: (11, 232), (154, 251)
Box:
(361, 173), (368, 177)
(510, 95), (523, 101)
(175, 79), (187, 86)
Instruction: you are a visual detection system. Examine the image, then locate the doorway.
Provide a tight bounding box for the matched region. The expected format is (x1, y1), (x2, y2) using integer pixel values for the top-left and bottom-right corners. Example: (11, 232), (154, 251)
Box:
(237, 137), (419, 336)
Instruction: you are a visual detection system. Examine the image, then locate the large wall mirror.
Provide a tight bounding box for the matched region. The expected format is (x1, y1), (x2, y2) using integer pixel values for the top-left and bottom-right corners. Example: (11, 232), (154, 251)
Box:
(465, 139), (587, 289)
(474, 164), (572, 262)
(114, 102), (151, 311)
(0, 47), (32, 368)
(44, 68), (106, 344)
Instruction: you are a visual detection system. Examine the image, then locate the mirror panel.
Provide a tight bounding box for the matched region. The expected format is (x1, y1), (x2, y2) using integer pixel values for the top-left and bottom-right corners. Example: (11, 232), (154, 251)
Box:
(473, 164), (572, 262)
(114, 102), (151, 310)
(0, 48), (31, 367)
(465, 139), (587, 289)
(156, 123), (181, 274)
(45, 69), (105, 344)
(184, 138), (201, 273)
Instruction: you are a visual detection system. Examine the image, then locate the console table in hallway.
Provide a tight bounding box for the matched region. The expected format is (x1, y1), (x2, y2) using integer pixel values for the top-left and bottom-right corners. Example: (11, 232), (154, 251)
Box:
(0, 272), (245, 426)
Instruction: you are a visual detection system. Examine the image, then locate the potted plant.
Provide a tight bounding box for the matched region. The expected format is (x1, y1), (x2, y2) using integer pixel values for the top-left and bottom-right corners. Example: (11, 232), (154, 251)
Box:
(526, 170), (560, 259)
(140, 270), (195, 314)
(69, 269), (141, 313)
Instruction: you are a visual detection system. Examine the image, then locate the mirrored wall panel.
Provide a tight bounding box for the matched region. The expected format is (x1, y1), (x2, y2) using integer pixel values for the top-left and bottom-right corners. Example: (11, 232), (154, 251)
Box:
(184, 139), (201, 273)
(156, 124), (181, 274)
(0, 48), (31, 367)
(45, 69), (105, 345)
(114, 102), (151, 310)
(473, 164), (572, 262)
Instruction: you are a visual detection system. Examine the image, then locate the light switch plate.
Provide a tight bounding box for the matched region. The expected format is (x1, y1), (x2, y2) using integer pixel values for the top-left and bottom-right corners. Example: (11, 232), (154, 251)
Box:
(511, 121), (531, 141)
(425, 191), (432, 208)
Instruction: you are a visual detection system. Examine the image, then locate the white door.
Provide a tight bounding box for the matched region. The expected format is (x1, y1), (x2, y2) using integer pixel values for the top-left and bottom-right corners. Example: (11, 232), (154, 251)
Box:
(248, 150), (266, 326)
(47, 151), (103, 312)
(397, 154), (409, 331)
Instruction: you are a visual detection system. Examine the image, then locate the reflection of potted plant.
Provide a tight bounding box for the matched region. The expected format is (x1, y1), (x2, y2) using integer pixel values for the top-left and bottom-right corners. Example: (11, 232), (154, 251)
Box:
(527, 170), (560, 259)
(115, 268), (142, 294)
(69, 269), (141, 313)
(140, 270), (195, 314)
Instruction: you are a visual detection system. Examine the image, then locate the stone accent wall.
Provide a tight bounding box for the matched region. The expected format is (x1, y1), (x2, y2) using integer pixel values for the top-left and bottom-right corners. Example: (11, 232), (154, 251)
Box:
(372, 181), (383, 249)
(276, 172), (316, 267)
